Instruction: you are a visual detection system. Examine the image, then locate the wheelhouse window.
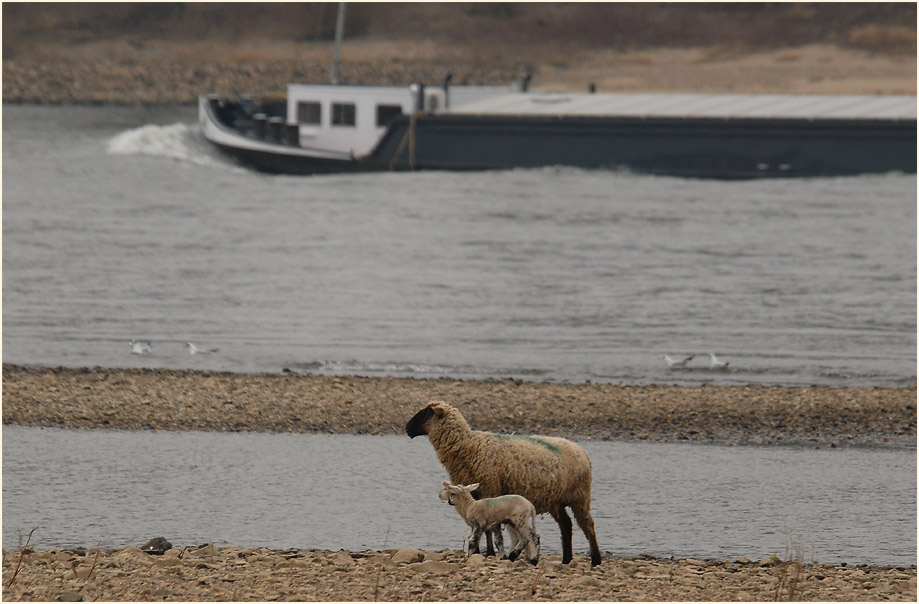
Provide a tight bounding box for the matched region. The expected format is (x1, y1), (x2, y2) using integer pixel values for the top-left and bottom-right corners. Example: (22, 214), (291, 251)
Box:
(376, 104), (403, 127)
(297, 101), (321, 125)
(332, 102), (356, 126)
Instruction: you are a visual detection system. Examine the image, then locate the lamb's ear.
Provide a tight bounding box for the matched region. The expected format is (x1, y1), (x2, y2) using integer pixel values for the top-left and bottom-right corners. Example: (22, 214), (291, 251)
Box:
(432, 402), (446, 418)
(467, 483), (480, 492)
(442, 481), (452, 487)
(447, 484), (463, 494)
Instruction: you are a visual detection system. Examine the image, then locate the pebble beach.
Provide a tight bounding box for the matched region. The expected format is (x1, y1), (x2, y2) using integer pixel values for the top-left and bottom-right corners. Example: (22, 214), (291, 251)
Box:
(3, 545), (916, 602)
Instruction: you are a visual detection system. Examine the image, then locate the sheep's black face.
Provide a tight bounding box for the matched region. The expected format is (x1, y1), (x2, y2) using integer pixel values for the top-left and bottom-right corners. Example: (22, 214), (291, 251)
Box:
(405, 405), (433, 438)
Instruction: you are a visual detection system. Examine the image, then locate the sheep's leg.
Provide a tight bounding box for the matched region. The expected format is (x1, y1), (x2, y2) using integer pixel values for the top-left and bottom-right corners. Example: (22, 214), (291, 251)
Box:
(551, 506), (574, 564)
(572, 502), (603, 567)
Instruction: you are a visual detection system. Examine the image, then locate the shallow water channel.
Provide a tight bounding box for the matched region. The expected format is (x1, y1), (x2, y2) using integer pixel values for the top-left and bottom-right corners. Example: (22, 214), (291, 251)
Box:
(2, 427), (915, 566)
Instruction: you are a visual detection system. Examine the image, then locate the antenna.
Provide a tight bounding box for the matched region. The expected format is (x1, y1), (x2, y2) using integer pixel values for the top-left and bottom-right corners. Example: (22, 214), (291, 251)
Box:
(331, 2), (347, 85)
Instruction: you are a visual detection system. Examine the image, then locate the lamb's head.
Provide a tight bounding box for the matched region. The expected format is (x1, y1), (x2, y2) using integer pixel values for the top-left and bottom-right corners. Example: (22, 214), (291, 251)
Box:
(406, 400), (456, 438)
(444, 481), (479, 496)
(439, 480), (479, 505)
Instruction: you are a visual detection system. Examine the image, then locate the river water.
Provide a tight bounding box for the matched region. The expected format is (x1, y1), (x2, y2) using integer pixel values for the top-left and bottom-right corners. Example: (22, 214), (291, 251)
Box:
(2, 426), (915, 566)
(2, 104), (916, 386)
(2, 105), (916, 566)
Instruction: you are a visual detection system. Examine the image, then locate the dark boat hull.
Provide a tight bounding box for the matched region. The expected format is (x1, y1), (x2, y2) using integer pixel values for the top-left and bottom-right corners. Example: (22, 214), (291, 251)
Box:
(372, 114), (917, 178)
(209, 141), (378, 175)
(201, 95), (916, 178)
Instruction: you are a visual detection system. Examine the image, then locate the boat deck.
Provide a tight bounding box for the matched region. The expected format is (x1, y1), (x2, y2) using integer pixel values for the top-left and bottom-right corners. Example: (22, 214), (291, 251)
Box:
(447, 92), (917, 121)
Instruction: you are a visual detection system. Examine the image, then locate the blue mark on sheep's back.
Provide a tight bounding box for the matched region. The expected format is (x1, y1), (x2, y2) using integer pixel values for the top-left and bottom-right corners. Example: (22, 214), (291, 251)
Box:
(492, 433), (561, 455)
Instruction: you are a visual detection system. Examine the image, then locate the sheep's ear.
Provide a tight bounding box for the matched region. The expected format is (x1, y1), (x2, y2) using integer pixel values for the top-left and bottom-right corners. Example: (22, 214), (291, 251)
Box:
(446, 484), (462, 494)
(467, 483), (480, 492)
(432, 403), (446, 418)
(442, 481), (451, 487)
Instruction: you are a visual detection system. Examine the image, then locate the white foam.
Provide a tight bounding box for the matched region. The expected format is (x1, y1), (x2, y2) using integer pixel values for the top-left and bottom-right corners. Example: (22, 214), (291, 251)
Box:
(107, 123), (224, 168)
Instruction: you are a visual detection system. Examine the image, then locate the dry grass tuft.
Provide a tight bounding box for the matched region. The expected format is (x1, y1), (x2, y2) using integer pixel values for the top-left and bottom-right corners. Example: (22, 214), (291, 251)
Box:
(4, 527), (37, 589)
(774, 533), (808, 601)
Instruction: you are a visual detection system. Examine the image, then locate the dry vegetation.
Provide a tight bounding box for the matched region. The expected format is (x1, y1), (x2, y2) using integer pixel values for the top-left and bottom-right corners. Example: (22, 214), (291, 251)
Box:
(3, 3), (916, 53)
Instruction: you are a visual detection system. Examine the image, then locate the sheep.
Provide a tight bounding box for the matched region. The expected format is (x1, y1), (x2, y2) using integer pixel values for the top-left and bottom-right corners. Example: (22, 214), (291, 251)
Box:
(406, 400), (602, 567)
(439, 481), (541, 564)
(438, 482), (536, 562)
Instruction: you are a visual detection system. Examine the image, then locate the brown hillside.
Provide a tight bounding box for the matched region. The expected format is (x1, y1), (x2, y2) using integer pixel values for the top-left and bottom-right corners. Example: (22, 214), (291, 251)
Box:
(3, 2), (916, 52)
(2, 2), (915, 103)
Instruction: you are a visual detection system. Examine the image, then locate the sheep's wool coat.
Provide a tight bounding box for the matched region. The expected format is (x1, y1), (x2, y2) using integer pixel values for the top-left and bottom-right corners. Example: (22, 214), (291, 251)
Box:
(418, 401), (592, 516)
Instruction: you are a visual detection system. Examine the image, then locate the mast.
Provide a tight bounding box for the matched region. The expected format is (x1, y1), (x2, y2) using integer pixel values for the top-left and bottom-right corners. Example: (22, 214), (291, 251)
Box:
(330, 2), (346, 85)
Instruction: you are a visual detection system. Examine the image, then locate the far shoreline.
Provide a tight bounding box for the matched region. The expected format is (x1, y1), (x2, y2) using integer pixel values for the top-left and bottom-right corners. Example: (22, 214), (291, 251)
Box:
(3, 364), (915, 448)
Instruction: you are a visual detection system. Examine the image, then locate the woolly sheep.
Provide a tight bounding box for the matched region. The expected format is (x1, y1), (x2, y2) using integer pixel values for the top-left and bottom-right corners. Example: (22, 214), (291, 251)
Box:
(407, 400), (602, 567)
(440, 481), (540, 564)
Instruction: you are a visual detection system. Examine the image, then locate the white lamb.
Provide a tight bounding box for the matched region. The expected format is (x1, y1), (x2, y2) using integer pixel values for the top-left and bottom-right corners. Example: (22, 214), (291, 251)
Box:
(440, 481), (540, 564)
(438, 484), (506, 558)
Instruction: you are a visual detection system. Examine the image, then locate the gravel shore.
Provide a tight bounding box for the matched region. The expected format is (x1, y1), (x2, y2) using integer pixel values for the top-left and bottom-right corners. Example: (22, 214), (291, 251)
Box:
(2, 545), (916, 602)
(3, 365), (915, 447)
(2, 40), (915, 104)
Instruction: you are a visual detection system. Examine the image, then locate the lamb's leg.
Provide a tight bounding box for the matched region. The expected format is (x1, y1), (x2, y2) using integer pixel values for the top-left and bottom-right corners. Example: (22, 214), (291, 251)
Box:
(484, 530), (496, 557)
(490, 528), (506, 559)
(505, 521), (529, 562)
(529, 533), (541, 564)
(572, 501), (602, 567)
(551, 506), (574, 564)
(468, 526), (482, 555)
(507, 521), (539, 565)
(505, 523), (522, 555)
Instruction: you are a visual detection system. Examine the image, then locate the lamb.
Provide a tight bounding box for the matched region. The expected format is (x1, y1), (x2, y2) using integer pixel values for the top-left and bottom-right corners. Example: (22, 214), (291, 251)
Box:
(439, 481), (540, 564)
(438, 481), (539, 564)
(407, 400), (602, 567)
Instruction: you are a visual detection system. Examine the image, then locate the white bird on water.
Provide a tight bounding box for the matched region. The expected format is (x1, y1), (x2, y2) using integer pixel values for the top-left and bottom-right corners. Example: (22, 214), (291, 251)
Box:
(708, 353), (729, 370)
(129, 340), (152, 355)
(185, 342), (219, 355)
(661, 354), (694, 368)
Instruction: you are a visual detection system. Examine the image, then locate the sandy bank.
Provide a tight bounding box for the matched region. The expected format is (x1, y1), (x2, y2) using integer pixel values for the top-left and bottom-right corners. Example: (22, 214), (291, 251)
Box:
(2, 544), (916, 602)
(3, 365), (915, 447)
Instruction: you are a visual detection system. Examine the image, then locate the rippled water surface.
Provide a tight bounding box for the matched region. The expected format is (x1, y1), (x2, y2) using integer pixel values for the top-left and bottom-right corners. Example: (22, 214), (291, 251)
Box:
(2, 105), (916, 386)
(2, 427), (915, 566)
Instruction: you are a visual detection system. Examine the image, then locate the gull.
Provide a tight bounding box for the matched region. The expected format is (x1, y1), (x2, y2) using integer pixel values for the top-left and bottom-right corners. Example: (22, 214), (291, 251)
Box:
(661, 354), (694, 368)
(129, 340), (152, 355)
(185, 341), (219, 355)
(708, 353), (729, 370)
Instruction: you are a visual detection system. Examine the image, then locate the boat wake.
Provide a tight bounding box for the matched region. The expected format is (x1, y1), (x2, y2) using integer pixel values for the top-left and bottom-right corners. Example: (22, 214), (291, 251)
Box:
(107, 122), (239, 170)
